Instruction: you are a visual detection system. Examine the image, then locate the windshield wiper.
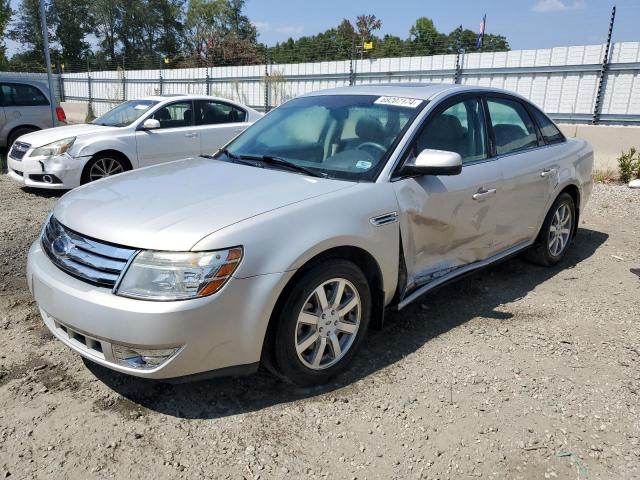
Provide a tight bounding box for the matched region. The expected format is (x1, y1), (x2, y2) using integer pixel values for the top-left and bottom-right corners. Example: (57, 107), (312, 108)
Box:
(242, 154), (327, 178)
(215, 149), (326, 178)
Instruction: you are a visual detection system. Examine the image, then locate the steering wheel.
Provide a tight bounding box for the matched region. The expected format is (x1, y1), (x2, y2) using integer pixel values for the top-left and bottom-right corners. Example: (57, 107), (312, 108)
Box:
(357, 142), (387, 155)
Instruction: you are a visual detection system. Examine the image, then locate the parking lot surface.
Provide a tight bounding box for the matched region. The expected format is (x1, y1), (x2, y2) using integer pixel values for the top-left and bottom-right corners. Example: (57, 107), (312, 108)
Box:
(0, 175), (638, 479)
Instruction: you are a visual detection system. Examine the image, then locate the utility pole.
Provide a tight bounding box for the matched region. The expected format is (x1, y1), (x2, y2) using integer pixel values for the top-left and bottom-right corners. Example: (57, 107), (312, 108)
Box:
(39, 0), (56, 125)
(593, 5), (616, 125)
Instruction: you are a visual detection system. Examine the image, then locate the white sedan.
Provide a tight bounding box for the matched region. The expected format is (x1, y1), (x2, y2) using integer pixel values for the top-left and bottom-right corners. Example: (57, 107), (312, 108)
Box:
(6, 95), (262, 189)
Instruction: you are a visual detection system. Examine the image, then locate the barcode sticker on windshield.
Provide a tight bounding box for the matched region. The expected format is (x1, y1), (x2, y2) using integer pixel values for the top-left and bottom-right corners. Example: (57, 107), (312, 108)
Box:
(374, 96), (423, 108)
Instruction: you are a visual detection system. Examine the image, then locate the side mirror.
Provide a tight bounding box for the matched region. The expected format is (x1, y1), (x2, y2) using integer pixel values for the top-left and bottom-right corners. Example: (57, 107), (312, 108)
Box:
(401, 149), (462, 177)
(141, 118), (160, 130)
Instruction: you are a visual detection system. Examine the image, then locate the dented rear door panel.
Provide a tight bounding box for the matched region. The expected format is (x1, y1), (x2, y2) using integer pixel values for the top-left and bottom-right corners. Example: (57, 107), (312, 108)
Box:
(392, 161), (503, 290)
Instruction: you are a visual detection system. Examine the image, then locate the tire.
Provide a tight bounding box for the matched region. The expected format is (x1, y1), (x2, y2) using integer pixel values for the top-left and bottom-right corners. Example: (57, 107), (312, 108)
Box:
(269, 259), (372, 387)
(81, 153), (128, 184)
(525, 193), (576, 266)
(8, 127), (38, 148)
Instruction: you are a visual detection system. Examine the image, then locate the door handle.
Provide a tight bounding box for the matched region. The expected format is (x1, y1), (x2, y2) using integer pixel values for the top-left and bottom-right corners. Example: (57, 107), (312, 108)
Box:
(184, 132), (197, 138)
(540, 168), (558, 178)
(472, 188), (497, 201)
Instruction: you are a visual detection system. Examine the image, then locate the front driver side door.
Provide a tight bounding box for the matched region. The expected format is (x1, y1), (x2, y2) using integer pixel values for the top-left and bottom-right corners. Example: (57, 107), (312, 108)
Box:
(135, 100), (200, 167)
(392, 95), (503, 290)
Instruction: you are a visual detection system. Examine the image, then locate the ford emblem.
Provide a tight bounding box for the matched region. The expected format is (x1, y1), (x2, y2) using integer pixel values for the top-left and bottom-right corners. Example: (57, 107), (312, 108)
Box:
(51, 236), (72, 258)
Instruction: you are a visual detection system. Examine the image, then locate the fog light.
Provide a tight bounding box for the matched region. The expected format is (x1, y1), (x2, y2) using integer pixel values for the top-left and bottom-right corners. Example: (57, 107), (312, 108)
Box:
(112, 345), (179, 370)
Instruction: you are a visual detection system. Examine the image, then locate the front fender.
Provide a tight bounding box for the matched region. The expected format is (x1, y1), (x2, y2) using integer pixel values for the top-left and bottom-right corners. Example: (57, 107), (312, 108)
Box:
(73, 134), (138, 167)
(191, 183), (401, 305)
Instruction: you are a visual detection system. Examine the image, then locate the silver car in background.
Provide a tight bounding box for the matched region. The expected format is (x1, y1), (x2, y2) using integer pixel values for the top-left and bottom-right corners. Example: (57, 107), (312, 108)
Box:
(1, 79), (66, 148)
(7, 94), (261, 189)
(27, 84), (593, 386)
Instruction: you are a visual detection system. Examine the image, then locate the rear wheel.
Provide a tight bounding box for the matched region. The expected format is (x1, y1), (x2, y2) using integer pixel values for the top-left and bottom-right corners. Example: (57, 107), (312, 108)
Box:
(269, 260), (371, 386)
(8, 127), (38, 148)
(526, 193), (576, 266)
(81, 154), (128, 184)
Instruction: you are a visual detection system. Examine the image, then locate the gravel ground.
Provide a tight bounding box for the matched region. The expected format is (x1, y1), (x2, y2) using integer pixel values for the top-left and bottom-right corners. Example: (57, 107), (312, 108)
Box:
(0, 176), (639, 480)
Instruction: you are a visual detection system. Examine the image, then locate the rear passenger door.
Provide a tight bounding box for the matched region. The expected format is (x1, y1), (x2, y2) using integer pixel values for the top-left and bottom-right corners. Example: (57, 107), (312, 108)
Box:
(393, 95), (503, 288)
(193, 100), (250, 155)
(485, 96), (559, 250)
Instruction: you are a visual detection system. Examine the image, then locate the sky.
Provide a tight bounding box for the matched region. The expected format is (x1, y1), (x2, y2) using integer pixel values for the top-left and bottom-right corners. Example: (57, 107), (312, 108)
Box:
(4, 0), (640, 55)
(247, 0), (640, 49)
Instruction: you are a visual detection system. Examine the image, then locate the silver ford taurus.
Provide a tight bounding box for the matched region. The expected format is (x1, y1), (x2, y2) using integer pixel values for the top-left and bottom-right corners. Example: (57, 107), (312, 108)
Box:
(27, 84), (593, 386)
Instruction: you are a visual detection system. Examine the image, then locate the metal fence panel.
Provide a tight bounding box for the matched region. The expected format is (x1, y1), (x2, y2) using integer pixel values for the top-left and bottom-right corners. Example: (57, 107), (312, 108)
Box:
(2, 42), (638, 123)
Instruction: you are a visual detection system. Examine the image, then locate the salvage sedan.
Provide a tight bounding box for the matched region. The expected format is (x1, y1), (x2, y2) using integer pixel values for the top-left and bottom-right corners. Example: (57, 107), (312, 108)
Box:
(27, 84), (593, 386)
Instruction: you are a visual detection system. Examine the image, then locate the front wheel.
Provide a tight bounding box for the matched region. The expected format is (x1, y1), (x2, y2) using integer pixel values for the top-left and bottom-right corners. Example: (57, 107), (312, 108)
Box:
(270, 259), (371, 386)
(81, 154), (128, 184)
(526, 192), (576, 266)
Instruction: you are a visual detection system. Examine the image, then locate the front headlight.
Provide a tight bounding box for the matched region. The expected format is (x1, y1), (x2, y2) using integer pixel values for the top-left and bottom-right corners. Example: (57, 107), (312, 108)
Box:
(30, 137), (76, 157)
(116, 247), (243, 301)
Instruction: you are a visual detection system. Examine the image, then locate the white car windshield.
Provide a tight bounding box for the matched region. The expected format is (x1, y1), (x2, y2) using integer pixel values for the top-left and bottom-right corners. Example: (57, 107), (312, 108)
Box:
(93, 100), (159, 127)
(219, 95), (424, 181)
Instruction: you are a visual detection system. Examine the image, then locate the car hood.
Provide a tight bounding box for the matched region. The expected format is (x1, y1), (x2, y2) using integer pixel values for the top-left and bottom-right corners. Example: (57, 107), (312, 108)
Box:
(19, 124), (119, 147)
(53, 158), (355, 251)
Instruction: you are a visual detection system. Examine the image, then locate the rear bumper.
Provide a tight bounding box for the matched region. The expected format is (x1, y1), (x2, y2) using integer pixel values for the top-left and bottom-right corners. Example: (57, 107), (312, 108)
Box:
(6, 153), (84, 189)
(27, 241), (293, 379)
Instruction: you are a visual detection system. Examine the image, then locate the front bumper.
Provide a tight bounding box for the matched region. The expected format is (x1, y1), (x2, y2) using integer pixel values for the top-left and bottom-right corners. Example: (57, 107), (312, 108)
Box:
(6, 152), (86, 189)
(27, 242), (293, 379)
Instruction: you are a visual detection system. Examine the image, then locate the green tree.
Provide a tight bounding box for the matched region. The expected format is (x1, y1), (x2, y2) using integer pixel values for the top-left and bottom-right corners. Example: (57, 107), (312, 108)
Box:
(408, 17), (448, 55)
(0, 0), (12, 65)
(50, 0), (93, 65)
(8, 0), (49, 65)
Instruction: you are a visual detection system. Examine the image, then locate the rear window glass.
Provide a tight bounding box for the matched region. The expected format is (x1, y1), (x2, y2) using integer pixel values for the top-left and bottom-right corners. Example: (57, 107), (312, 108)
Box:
(0, 83), (49, 107)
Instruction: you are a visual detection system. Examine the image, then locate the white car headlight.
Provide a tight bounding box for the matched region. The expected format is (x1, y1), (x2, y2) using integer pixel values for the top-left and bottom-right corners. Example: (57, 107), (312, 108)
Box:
(30, 137), (76, 157)
(116, 247), (243, 301)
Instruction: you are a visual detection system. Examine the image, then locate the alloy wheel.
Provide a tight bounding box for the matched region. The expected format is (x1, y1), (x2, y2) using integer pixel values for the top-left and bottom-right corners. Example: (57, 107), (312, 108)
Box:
(548, 203), (572, 256)
(295, 278), (361, 370)
(89, 158), (124, 181)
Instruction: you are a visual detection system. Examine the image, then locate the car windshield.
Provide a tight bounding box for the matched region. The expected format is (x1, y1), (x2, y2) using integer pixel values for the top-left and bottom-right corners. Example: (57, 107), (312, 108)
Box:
(218, 94), (424, 181)
(93, 100), (159, 127)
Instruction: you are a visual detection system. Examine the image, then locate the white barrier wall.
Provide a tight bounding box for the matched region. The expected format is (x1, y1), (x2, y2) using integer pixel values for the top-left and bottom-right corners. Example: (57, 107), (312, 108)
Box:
(4, 42), (638, 120)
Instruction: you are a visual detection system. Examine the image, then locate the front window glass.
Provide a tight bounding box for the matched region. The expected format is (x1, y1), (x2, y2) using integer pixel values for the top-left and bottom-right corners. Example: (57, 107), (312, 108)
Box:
(220, 95), (422, 181)
(415, 98), (487, 163)
(93, 100), (159, 127)
(486, 98), (539, 155)
(152, 101), (193, 128)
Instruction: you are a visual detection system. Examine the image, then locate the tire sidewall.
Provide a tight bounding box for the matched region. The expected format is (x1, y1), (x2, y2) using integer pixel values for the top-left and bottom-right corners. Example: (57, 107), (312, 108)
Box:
(273, 259), (372, 386)
(540, 193), (576, 264)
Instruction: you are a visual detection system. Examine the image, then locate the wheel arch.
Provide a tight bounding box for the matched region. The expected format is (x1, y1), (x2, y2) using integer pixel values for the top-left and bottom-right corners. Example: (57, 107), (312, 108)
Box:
(261, 245), (386, 367)
(80, 149), (133, 183)
(6, 124), (41, 146)
(558, 183), (581, 238)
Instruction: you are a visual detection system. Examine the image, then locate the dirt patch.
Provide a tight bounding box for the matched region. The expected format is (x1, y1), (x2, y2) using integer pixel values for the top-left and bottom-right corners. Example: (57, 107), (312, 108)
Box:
(0, 176), (639, 479)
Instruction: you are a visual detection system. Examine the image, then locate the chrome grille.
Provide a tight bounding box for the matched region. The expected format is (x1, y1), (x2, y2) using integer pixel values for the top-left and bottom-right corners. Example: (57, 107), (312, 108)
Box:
(41, 216), (137, 288)
(9, 141), (30, 160)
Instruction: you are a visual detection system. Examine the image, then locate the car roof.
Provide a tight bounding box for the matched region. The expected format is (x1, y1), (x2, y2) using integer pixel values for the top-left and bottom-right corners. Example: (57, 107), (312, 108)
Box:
(140, 94), (254, 108)
(302, 83), (526, 102)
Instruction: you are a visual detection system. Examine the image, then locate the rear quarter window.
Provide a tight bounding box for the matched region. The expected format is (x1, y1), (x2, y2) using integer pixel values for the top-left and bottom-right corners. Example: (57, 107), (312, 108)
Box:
(530, 107), (565, 144)
(0, 83), (49, 107)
